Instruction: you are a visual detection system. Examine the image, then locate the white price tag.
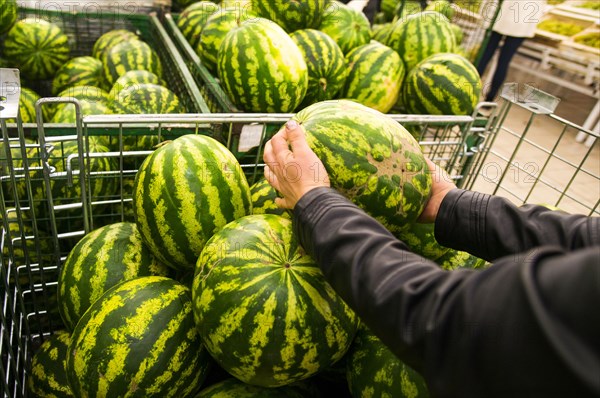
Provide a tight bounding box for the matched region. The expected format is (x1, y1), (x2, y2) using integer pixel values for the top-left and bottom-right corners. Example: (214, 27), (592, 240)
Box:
(238, 123), (264, 152)
(0, 69), (21, 120)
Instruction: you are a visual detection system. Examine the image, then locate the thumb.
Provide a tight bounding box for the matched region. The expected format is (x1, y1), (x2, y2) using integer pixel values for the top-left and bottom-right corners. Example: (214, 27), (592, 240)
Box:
(284, 120), (311, 154)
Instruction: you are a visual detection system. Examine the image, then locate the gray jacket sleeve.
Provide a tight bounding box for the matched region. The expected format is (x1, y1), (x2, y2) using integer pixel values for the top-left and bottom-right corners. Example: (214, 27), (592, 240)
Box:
(293, 187), (600, 398)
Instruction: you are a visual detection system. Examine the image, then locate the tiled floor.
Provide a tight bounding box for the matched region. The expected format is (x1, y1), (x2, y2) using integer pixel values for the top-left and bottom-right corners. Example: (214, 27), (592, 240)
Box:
(469, 63), (599, 216)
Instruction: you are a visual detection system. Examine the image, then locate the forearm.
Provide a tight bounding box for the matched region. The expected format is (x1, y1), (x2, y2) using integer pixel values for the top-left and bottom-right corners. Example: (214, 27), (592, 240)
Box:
(435, 189), (600, 261)
(293, 188), (599, 397)
(293, 188), (462, 368)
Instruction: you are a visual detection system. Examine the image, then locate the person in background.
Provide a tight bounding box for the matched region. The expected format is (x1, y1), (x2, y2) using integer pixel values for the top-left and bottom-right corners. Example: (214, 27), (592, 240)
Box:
(477, 0), (547, 101)
(263, 120), (599, 397)
(342, 0), (382, 23)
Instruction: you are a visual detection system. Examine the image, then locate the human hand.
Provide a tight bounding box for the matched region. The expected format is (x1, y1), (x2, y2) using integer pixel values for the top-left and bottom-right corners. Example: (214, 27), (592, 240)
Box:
(263, 120), (330, 209)
(417, 158), (456, 223)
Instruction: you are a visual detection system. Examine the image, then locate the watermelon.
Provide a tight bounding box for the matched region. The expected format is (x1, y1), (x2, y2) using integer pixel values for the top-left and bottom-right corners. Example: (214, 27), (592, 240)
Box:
(133, 134), (252, 271)
(195, 378), (316, 397)
(51, 56), (103, 95)
(50, 98), (113, 123)
(193, 214), (359, 387)
(0, 0), (17, 34)
(289, 29), (347, 109)
(435, 249), (488, 270)
(197, 7), (257, 75)
(318, 1), (371, 54)
(17, 137), (118, 222)
(217, 18), (308, 113)
(249, 178), (289, 218)
(57, 221), (170, 331)
(28, 331), (74, 398)
(347, 324), (429, 398)
(402, 52), (482, 116)
(6, 87), (40, 124)
(112, 83), (184, 114)
(372, 23), (394, 43)
(385, 11), (455, 71)
(251, 0), (327, 32)
(109, 69), (164, 100)
(394, 1), (423, 21)
(67, 276), (211, 397)
(292, 100), (432, 232)
(47, 85), (112, 122)
(102, 39), (162, 88)
(91, 29), (139, 62)
(3, 18), (70, 80)
(177, 1), (220, 49)
(342, 41), (405, 114)
(450, 23), (464, 45)
(425, 0), (456, 20)
(397, 222), (450, 261)
(380, 0), (400, 21)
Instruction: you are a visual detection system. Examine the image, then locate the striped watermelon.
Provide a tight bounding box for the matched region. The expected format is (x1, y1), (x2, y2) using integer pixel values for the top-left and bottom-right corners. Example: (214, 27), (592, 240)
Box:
(249, 178), (289, 218)
(20, 137), (117, 220)
(28, 331), (74, 398)
(219, 0), (253, 10)
(435, 249), (488, 270)
(112, 83), (184, 114)
(6, 87), (40, 124)
(51, 56), (103, 95)
(385, 11), (456, 71)
(133, 134), (252, 271)
(0, 0), (17, 34)
(289, 29), (347, 109)
(395, 1), (423, 21)
(102, 39), (162, 88)
(318, 1), (371, 54)
(195, 378), (315, 397)
(450, 23), (464, 45)
(3, 18), (70, 80)
(380, 0), (400, 21)
(425, 0), (456, 21)
(397, 222), (450, 261)
(109, 69), (164, 99)
(347, 324), (429, 397)
(48, 85), (112, 122)
(67, 276), (211, 397)
(197, 7), (257, 75)
(217, 18), (308, 113)
(57, 222), (170, 331)
(293, 100), (432, 232)
(50, 98), (113, 123)
(342, 41), (405, 114)
(372, 22), (394, 42)
(192, 214), (359, 387)
(402, 52), (482, 115)
(177, 1), (220, 49)
(252, 0), (327, 32)
(91, 29), (139, 62)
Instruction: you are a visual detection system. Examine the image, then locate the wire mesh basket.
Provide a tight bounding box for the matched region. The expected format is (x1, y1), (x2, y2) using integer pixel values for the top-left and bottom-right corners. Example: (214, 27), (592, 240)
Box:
(470, 83), (599, 216)
(0, 6), (210, 117)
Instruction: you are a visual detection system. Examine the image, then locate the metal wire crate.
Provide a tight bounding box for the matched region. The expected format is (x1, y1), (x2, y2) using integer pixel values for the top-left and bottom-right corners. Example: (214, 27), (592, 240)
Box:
(0, 6), (210, 117)
(470, 83), (599, 216)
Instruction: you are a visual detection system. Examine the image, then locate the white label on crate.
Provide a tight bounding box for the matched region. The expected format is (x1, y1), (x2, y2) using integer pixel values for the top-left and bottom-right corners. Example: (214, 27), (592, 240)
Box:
(0, 69), (21, 120)
(238, 124), (264, 152)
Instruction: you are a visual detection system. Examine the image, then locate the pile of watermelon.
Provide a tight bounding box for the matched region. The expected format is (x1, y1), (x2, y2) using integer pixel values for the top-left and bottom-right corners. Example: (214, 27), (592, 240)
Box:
(22, 97), (489, 397)
(0, 13), (184, 126)
(4, 0), (491, 396)
(175, 0), (482, 115)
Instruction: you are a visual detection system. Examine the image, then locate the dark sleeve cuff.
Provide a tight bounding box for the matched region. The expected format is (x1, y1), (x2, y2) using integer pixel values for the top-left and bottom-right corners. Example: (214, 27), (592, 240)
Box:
(434, 188), (492, 259)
